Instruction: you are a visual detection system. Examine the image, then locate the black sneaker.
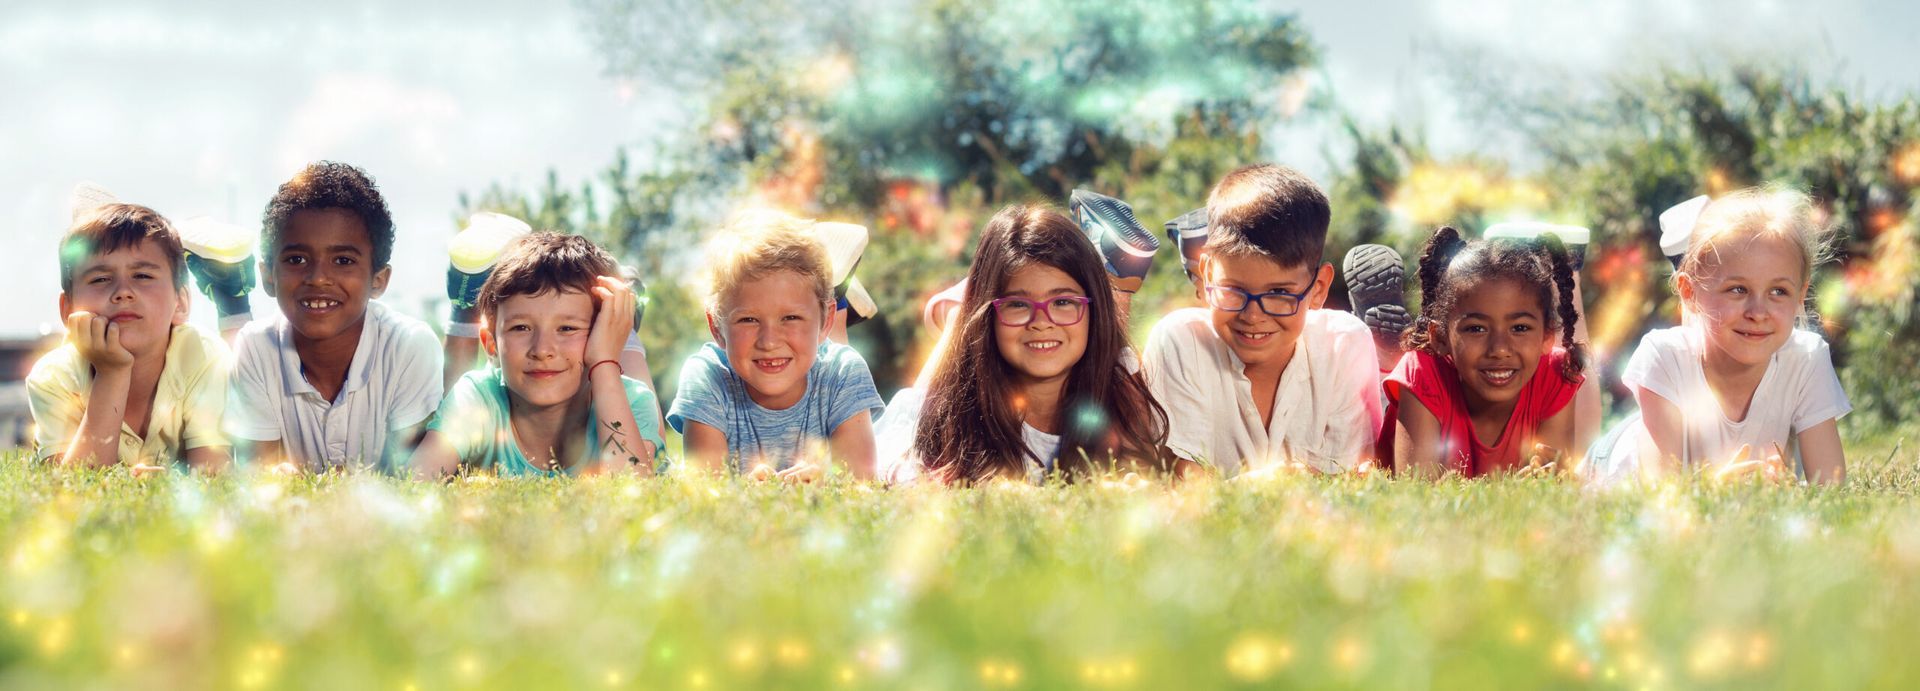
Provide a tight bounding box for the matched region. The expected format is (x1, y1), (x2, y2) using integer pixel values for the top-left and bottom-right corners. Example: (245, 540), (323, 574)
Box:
(1069, 189), (1159, 294)
(1342, 244), (1411, 371)
(1164, 207), (1208, 287)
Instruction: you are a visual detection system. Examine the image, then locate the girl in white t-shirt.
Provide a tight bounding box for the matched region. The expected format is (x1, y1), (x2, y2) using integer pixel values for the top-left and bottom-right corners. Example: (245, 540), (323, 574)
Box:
(1591, 187), (1850, 484)
(874, 204), (1175, 485)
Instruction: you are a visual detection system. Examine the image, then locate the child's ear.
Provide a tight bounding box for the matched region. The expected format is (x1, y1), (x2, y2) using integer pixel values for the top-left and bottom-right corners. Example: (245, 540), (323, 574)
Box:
(706, 311), (724, 346)
(1308, 262), (1334, 309)
(369, 264), (392, 299)
(479, 318), (498, 358)
(1674, 272), (1697, 305)
(818, 301), (835, 339)
(172, 286), (191, 325)
(1428, 321), (1451, 357)
(259, 259), (276, 297)
(57, 293), (72, 321)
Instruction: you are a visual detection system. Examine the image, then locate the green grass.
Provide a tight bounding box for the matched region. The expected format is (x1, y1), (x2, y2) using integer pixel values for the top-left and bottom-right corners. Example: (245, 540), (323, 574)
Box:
(1, 425), (1918, 690)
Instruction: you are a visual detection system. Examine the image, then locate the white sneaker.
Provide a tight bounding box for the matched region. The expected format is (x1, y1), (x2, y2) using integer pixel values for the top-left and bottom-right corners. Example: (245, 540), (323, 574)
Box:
(68, 181), (119, 223)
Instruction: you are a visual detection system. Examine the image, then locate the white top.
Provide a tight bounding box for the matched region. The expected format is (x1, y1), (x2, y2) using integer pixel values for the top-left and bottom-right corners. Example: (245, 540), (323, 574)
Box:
(875, 387), (1063, 485)
(226, 301), (445, 471)
(1616, 324), (1850, 473)
(1142, 307), (1382, 475)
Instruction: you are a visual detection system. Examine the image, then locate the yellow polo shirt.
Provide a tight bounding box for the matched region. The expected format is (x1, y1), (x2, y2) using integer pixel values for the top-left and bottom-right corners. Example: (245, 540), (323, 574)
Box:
(26, 322), (231, 466)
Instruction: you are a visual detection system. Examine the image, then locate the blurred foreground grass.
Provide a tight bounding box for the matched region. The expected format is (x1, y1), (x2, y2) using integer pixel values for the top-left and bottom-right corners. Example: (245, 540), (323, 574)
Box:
(0, 425), (1916, 689)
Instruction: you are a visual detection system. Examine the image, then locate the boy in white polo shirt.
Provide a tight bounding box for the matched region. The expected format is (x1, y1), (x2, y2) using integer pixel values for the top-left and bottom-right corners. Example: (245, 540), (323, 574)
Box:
(1143, 164), (1381, 475)
(226, 162), (443, 473)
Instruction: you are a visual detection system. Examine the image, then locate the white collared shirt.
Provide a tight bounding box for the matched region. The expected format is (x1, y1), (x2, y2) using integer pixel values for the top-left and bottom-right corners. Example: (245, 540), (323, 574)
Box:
(226, 301), (443, 471)
(1142, 307), (1382, 475)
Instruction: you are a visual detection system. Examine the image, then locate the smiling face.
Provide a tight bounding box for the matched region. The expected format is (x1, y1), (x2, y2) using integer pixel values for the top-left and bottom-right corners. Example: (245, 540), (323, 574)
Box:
(709, 270), (831, 410)
(1680, 233), (1807, 370)
(484, 288), (596, 409)
(263, 208), (389, 344)
(992, 263), (1091, 389)
(1438, 276), (1553, 411)
(1204, 252), (1329, 371)
(60, 240), (189, 356)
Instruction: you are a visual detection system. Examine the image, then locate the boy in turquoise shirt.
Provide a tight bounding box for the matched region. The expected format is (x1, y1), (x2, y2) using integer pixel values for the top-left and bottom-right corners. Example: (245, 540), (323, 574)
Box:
(409, 232), (663, 477)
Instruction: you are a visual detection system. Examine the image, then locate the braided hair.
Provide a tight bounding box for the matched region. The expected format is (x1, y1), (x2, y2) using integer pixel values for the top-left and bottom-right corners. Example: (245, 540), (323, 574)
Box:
(1401, 226), (1587, 382)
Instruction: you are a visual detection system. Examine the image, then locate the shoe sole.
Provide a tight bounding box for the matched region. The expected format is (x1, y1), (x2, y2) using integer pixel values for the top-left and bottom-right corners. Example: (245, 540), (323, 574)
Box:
(1342, 244), (1410, 346)
(1069, 190), (1158, 287)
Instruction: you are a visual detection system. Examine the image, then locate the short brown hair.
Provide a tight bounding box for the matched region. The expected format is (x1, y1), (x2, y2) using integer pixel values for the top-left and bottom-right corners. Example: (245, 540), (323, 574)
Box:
(59, 203), (187, 294)
(1203, 164), (1331, 269)
(476, 231), (620, 321)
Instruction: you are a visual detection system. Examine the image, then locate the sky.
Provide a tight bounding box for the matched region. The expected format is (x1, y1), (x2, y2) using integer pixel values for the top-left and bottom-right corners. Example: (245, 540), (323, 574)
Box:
(1, 0), (1915, 341)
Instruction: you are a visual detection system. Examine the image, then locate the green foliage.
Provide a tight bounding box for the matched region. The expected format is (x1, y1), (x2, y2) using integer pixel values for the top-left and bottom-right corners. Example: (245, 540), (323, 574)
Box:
(4, 440), (1920, 688)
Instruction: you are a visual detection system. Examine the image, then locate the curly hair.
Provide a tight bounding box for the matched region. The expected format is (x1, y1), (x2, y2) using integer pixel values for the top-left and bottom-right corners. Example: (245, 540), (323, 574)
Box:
(261, 161), (395, 267)
(1401, 226), (1587, 382)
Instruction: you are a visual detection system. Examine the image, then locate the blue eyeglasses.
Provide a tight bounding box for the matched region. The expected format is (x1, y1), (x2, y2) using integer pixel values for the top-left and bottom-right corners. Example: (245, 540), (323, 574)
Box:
(1203, 284), (1309, 317)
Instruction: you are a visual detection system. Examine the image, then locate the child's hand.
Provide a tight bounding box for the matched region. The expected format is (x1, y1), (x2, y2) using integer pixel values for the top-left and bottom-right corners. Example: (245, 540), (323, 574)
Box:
(1517, 443), (1564, 478)
(584, 276), (636, 368)
(1708, 443), (1791, 485)
(778, 461), (823, 484)
(748, 463), (776, 482)
(130, 463), (167, 478)
(270, 461), (303, 476)
(67, 311), (135, 372)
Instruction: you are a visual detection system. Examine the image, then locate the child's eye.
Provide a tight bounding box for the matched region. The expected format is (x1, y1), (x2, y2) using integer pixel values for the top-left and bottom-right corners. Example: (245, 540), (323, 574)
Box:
(1461, 324), (1487, 334)
(736, 317), (758, 325)
(88, 276), (110, 285)
(1512, 324), (1532, 333)
(509, 324), (531, 332)
(782, 314), (804, 322)
(333, 256), (355, 266)
(1727, 285), (1747, 295)
(283, 256), (307, 266)
(1769, 288), (1791, 298)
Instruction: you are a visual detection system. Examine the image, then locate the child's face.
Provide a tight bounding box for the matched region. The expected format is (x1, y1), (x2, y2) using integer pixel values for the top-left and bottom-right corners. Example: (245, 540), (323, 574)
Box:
(263, 209), (389, 343)
(993, 263), (1091, 388)
(708, 270), (831, 410)
(1680, 234), (1806, 369)
(1204, 253), (1330, 371)
(484, 289), (595, 409)
(59, 240), (189, 356)
(1439, 276), (1553, 410)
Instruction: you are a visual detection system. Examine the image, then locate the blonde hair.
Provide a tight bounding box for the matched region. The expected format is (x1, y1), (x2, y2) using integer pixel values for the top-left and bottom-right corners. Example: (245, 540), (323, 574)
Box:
(1678, 185), (1834, 286)
(702, 209), (834, 315)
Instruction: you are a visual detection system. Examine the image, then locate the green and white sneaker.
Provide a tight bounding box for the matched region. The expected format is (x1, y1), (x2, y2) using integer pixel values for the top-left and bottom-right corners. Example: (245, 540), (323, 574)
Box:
(446, 212), (533, 312)
(177, 216), (259, 324)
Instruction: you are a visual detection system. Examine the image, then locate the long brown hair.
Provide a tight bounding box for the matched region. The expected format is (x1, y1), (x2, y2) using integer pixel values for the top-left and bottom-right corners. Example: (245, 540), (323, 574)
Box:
(916, 204), (1173, 484)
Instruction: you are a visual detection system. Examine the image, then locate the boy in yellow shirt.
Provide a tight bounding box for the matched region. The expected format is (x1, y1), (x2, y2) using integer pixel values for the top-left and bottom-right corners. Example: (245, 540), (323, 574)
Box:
(27, 203), (231, 471)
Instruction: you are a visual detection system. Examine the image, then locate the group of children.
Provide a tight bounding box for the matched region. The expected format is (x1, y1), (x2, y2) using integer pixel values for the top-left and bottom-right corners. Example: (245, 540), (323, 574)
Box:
(27, 159), (1852, 485)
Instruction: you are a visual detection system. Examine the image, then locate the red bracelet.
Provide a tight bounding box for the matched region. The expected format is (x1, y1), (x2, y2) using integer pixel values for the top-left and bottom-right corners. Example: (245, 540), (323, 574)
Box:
(588, 359), (622, 377)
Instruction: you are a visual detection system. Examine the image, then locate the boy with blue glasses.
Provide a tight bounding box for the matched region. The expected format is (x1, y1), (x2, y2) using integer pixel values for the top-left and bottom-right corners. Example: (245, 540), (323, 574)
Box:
(1142, 164), (1383, 476)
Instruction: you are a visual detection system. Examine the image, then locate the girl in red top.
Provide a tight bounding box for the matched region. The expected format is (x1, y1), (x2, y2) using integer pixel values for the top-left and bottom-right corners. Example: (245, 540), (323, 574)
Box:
(1377, 226), (1597, 477)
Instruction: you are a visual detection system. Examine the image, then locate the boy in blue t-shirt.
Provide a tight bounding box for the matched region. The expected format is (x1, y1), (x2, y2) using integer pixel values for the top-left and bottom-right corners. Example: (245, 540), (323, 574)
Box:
(409, 232), (663, 477)
(668, 210), (884, 480)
